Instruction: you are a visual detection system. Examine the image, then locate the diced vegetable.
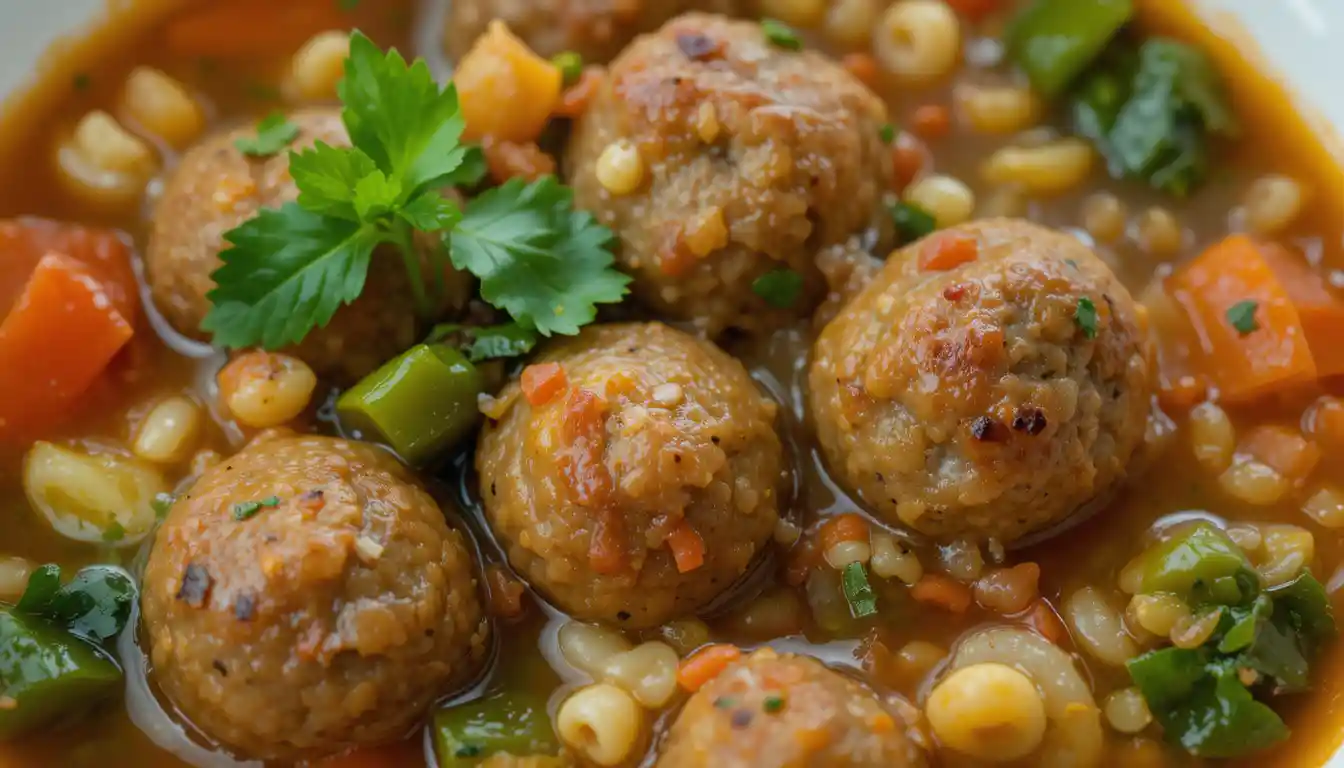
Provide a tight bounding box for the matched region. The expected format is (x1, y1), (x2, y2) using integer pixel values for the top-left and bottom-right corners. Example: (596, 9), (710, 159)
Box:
(841, 562), (878, 618)
(520, 363), (567, 407)
(336, 344), (485, 465)
(0, 220), (140, 442)
(1128, 649), (1288, 758)
(676, 644), (742, 693)
(15, 565), (136, 644)
(454, 21), (563, 142)
(1259, 243), (1344, 378)
(24, 442), (168, 546)
(433, 690), (559, 766)
(666, 521), (706, 574)
(1130, 523), (1256, 605)
(1167, 235), (1317, 404)
(1006, 0), (1133, 97)
(0, 610), (121, 741)
(1069, 39), (1236, 196)
(911, 574), (973, 614)
(918, 232), (978, 271)
(751, 269), (804, 309)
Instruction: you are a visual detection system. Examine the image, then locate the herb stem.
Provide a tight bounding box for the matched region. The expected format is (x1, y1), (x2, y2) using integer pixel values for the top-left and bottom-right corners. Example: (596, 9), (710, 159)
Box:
(388, 219), (432, 319)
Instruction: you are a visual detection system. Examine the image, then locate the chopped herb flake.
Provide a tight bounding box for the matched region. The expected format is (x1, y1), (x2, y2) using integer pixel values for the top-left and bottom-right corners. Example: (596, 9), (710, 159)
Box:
(752, 268), (804, 309)
(889, 201), (937, 245)
(1075, 296), (1099, 338)
(763, 695), (786, 713)
(101, 521), (126, 543)
(841, 562), (878, 618)
(234, 112), (300, 157)
(1226, 299), (1259, 335)
(552, 51), (584, 85)
(879, 123), (897, 144)
(231, 496), (281, 521)
(761, 19), (802, 51)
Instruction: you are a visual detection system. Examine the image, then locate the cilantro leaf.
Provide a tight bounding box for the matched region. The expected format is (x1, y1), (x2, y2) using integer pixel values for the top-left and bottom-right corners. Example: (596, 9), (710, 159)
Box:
(1226, 299), (1259, 336)
(752, 268), (803, 309)
(202, 204), (380, 349)
(428, 322), (539, 362)
(340, 32), (469, 197)
(1075, 296), (1099, 338)
(17, 565), (136, 643)
(399, 191), (463, 232)
(288, 142), (378, 221)
(353, 170), (403, 221)
(235, 112), (301, 157)
(450, 176), (628, 336)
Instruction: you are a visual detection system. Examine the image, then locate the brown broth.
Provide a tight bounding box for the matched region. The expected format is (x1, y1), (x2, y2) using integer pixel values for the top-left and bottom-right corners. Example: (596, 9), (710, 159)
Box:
(0, 1), (1342, 767)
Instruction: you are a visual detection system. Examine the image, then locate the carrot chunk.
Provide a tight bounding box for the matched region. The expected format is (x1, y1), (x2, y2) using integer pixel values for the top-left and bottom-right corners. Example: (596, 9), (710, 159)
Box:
(818, 513), (871, 553)
(1167, 235), (1316, 404)
(677, 644), (742, 692)
(666, 520), (706, 573)
(521, 362), (567, 406)
(910, 574), (973, 614)
(1259, 242), (1344, 378)
(919, 232), (979, 271)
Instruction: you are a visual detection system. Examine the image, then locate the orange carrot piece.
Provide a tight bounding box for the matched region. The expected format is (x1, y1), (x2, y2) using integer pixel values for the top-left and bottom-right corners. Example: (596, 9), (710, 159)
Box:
(0, 254), (133, 442)
(0, 219), (138, 322)
(666, 520), (706, 573)
(891, 142), (925, 191)
(841, 53), (880, 86)
(1239, 424), (1321, 481)
(919, 232), (980, 271)
(910, 574), (973, 614)
(1167, 235), (1317, 404)
(1259, 243), (1344, 378)
(456, 21), (563, 142)
(521, 362), (567, 406)
(165, 0), (349, 58)
(1027, 600), (1068, 645)
(677, 644), (742, 692)
(818, 513), (871, 553)
(910, 104), (952, 140)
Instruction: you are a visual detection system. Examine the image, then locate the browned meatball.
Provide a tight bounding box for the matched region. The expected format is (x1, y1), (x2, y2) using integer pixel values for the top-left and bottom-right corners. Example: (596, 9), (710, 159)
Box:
(565, 14), (893, 337)
(658, 649), (927, 768)
(141, 436), (488, 761)
(809, 219), (1155, 544)
(146, 109), (470, 382)
(477, 322), (782, 628)
(445, 0), (742, 64)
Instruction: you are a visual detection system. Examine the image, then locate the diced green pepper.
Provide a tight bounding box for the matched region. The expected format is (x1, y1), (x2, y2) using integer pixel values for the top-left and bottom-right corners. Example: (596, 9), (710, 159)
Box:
(337, 344), (485, 465)
(1006, 0), (1134, 96)
(0, 610), (121, 740)
(433, 690), (559, 766)
(1135, 522), (1255, 604)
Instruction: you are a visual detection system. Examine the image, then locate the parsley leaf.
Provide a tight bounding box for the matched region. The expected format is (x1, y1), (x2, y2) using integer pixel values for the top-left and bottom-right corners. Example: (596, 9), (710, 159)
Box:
(235, 112), (301, 157)
(202, 204), (380, 349)
(450, 177), (628, 336)
(1075, 296), (1099, 338)
(1226, 299), (1259, 335)
(761, 19), (802, 51)
(752, 268), (803, 309)
(428, 322), (539, 362)
(288, 141), (378, 221)
(17, 564), (136, 643)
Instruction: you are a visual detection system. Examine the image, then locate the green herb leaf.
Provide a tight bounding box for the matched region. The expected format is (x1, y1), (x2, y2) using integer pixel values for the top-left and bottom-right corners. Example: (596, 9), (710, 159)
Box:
(752, 269), (803, 309)
(1269, 572), (1336, 652)
(340, 32), (470, 196)
(840, 562), (878, 618)
(101, 521), (126, 544)
(16, 565), (136, 643)
(202, 204), (380, 349)
(552, 51), (584, 86)
(450, 176), (628, 336)
(427, 322), (539, 362)
(761, 19), (802, 51)
(1006, 0), (1134, 97)
(762, 695), (786, 713)
(879, 123), (897, 144)
(232, 496), (281, 521)
(235, 112), (301, 157)
(889, 202), (937, 245)
(399, 191), (463, 232)
(1226, 299), (1259, 336)
(1075, 297), (1099, 338)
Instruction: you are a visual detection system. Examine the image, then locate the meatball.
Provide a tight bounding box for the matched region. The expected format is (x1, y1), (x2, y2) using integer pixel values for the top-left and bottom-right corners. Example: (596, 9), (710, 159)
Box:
(657, 649), (927, 768)
(565, 14), (893, 337)
(445, 0), (742, 64)
(809, 219), (1154, 543)
(477, 322), (782, 628)
(141, 436), (488, 761)
(147, 109), (470, 382)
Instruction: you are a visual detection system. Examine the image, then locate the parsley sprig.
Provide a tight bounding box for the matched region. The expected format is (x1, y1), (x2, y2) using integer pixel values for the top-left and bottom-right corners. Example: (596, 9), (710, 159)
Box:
(202, 32), (628, 350)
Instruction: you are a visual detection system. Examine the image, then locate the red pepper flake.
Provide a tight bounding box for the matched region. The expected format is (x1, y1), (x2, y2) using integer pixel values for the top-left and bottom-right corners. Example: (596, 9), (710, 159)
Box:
(176, 563), (212, 608)
(521, 362), (568, 406)
(942, 283), (968, 301)
(918, 232), (979, 272)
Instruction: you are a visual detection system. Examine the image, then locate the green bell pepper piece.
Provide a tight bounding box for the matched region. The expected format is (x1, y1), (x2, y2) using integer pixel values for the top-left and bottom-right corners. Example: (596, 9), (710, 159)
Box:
(1006, 0), (1134, 97)
(337, 343), (485, 465)
(1137, 523), (1255, 604)
(0, 610), (121, 740)
(434, 690), (559, 766)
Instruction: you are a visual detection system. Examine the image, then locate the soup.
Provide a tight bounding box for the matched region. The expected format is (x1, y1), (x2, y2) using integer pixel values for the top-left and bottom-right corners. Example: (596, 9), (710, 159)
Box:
(0, 1), (1342, 767)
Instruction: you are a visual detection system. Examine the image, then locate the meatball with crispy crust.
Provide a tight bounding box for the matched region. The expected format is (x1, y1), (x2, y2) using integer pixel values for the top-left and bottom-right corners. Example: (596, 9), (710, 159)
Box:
(146, 109), (471, 382)
(565, 13), (894, 337)
(809, 219), (1155, 544)
(445, 0), (744, 64)
(477, 322), (783, 628)
(141, 436), (488, 761)
(657, 649), (928, 768)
